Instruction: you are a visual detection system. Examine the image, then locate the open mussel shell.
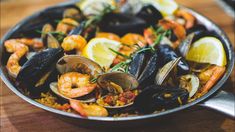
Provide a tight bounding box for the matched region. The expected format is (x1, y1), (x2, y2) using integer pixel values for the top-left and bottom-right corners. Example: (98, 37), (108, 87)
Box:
(63, 8), (84, 22)
(41, 24), (61, 48)
(177, 33), (195, 57)
(17, 48), (63, 94)
(97, 72), (139, 93)
(49, 82), (95, 103)
(133, 85), (189, 114)
(157, 45), (190, 75)
(179, 74), (199, 98)
(155, 57), (181, 85)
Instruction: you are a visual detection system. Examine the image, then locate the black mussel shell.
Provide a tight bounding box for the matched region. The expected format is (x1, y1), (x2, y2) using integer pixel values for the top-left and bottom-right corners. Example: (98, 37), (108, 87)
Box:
(186, 24), (207, 35)
(17, 48), (63, 92)
(157, 45), (190, 75)
(99, 13), (147, 36)
(138, 52), (159, 86)
(136, 5), (163, 26)
(128, 50), (147, 78)
(134, 85), (189, 114)
(69, 21), (86, 35)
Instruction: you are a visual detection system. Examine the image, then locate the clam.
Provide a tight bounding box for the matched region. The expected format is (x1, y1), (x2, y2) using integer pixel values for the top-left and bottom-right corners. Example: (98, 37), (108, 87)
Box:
(96, 72), (139, 109)
(56, 55), (103, 77)
(179, 74), (199, 98)
(155, 57), (181, 85)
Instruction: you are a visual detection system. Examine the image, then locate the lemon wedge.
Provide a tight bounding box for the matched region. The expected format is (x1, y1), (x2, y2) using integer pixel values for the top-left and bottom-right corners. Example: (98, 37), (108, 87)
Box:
(77, 0), (116, 16)
(82, 38), (121, 69)
(186, 37), (227, 66)
(142, 0), (178, 16)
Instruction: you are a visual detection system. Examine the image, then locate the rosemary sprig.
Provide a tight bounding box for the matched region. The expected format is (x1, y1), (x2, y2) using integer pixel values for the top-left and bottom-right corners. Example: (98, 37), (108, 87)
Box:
(35, 30), (66, 36)
(109, 48), (130, 59)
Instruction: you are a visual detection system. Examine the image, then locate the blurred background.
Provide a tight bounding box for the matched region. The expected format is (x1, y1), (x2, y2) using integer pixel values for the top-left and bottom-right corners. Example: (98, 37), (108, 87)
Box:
(0, 0), (234, 132)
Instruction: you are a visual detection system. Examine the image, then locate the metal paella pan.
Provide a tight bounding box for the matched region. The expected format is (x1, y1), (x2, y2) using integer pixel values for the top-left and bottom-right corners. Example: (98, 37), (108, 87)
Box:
(0, 0), (234, 127)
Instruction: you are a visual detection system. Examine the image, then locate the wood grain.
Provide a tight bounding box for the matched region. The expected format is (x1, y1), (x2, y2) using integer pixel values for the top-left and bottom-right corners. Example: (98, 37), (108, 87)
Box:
(0, 0), (234, 132)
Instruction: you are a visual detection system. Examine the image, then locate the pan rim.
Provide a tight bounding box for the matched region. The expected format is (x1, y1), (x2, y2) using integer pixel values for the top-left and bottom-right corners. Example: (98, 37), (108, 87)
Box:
(0, 1), (234, 122)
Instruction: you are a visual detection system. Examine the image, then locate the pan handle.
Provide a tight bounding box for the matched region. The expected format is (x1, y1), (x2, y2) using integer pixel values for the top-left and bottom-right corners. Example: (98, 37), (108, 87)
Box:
(198, 90), (235, 118)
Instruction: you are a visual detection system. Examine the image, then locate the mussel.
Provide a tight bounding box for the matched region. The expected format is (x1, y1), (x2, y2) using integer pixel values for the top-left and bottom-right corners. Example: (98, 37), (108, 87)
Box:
(136, 5), (163, 26)
(134, 85), (189, 114)
(63, 8), (84, 22)
(128, 49), (159, 87)
(99, 13), (147, 36)
(157, 45), (190, 75)
(41, 24), (61, 48)
(17, 48), (63, 94)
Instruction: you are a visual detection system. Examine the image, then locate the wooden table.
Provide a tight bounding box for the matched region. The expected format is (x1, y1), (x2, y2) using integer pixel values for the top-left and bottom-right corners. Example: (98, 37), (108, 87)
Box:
(0, 0), (234, 131)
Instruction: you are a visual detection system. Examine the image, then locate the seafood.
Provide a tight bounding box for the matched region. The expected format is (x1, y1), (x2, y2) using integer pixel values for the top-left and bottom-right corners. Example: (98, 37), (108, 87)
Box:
(3, 1), (228, 117)
(56, 18), (79, 34)
(159, 19), (186, 47)
(4, 38), (43, 77)
(41, 24), (61, 48)
(134, 85), (189, 113)
(57, 72), (96, 98)
(70, 99), (108, 117)
(96, 32), (121, 42)
(136, 5), (163, 26)
(198, 66), (225, 95)
(61, 35), (87, 53)
(99, 13), (147, 36)
(17, 48), (63, 93)
(179, 74), (200, 98)
(175, 9), (196, 29)
(96, 72), (139, 109)
(157, 45), (190, 75)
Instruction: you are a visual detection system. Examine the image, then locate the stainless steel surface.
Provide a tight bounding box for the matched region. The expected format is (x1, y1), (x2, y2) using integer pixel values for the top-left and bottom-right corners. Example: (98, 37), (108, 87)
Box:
(199, 91), (235, 118)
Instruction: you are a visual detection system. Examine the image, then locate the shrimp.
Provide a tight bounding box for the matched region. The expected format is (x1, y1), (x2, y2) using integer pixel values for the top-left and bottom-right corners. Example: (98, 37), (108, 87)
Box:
(57, 72), (96, 98)
(175, 9), (196, 29)
(112, 33), (146, 65)
(198, 66), (226, 94)
(121, 33), (147, 47)
(56, 18), (79, 34)
(96, 32), (121, 42)
(70, 99), (108, 117)
(143, 27), (157, 45)
(4, 39), (43, 77)
(159, 19), (186, 42)
(61, 35), (87, 53)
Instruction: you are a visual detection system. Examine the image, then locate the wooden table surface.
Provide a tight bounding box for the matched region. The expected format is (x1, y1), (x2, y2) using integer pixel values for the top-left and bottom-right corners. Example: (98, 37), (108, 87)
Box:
(0, 0), (234, 131)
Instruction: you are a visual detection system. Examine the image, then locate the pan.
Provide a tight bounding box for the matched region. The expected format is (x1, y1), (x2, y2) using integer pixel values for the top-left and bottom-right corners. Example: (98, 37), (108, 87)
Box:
(0, 1), (234, 127)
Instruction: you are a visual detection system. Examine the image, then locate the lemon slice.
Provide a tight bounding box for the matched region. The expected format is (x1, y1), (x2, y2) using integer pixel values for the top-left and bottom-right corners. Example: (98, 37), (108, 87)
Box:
(77, 0), (116, 16)
(186, 37), (227, 66)
(82, 38), (121, 69)
(142, 0), (178, 16)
